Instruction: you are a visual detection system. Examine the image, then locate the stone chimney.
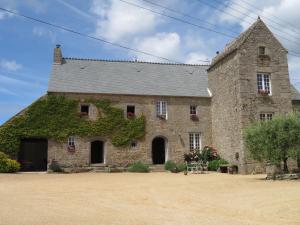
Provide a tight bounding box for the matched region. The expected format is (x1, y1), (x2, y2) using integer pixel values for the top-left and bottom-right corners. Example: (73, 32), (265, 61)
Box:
(53, 44), (62, 64)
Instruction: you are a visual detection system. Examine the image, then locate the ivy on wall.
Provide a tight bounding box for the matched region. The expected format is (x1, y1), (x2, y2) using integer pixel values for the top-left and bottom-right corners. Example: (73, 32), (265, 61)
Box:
(0, 95), (145, 156)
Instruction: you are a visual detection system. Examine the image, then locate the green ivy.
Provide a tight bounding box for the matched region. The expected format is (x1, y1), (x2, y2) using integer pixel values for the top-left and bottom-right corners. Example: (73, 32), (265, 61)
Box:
(0, 95), (145, 156)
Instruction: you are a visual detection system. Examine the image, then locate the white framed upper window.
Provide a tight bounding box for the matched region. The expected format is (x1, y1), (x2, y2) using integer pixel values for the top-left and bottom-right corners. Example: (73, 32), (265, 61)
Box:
(260, 113), (273, 121)
(189, 133), (201, 151)
(68, 136), (75, 146)
(190, 105), (197, 115)
(257, 73), (271, 95)
(156, 101), (167, 119)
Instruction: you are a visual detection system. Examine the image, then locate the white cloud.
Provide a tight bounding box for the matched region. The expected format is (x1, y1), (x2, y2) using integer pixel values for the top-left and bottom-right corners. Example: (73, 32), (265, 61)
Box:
(0, 59), (22, 71)
(132, 32), (210, 64)
(134, 32), (180, 62)
(90, 0), (160, 41)
(185, 53), (210, 64)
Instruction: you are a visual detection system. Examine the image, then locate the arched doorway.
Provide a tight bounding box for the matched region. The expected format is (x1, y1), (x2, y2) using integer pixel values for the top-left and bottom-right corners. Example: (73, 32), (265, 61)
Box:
(91, 140), (104, 164)
(152, 137), (166, 164)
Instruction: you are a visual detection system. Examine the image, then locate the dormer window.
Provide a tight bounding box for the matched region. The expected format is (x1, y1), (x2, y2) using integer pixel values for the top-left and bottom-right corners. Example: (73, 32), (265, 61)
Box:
(80, 104), (89, 116)
(259, 46), (265, 55)
(257, 73), (271, 95)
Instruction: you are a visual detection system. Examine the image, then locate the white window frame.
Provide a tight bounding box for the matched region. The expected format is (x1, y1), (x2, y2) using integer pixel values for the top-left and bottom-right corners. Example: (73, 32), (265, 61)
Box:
(68, 136), (75, 146)
(189, 133), (201, 151)
(257, 73), (272, 95)
(260, 113), (273, 121)
(190, 105), (197, 115)
(156, 101), (167, 119)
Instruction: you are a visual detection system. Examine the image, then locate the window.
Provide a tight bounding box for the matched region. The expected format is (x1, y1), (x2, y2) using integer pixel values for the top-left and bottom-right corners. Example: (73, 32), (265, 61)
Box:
(127, 105), (135, 118)
(259, 46), (265, 55)
(80, 105), (89, 115)
(130, 141), (137, 149)
(260, 113), (273, 121)
(257, 73), (271, 95)
(189, 133), (201, 151)
(68, 136), (75, 146)
(190, 105), (197, 115)
(156, 101), (167, 119)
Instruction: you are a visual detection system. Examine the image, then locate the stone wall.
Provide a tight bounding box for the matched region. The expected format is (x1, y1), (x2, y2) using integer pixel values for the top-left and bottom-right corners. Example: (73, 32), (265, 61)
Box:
(238, 21), (292, 173)
(208, 19), (293, 174)
(48, 93), (212, 168)
(208, 51), (243, 172)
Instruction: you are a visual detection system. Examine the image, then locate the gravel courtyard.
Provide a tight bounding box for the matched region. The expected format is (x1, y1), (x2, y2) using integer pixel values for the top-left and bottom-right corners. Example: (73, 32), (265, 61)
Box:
(0, 172), (299, 225)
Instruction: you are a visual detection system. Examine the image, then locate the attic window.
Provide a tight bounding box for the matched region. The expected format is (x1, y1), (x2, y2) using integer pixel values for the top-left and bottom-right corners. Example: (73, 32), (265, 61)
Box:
(259, 46), (266, 55)
(80, 105), (89, 115)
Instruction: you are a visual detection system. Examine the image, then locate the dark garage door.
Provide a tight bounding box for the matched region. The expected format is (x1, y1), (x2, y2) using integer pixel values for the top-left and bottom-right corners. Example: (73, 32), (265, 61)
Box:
(18, 138), (48, 171)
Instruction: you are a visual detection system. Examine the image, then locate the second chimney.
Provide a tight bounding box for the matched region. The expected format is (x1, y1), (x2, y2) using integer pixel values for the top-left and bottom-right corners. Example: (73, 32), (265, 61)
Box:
(53, 44), (62, 64)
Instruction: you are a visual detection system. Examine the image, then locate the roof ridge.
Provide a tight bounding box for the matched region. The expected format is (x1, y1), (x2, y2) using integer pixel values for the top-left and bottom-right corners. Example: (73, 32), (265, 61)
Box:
(62, 57), (210, 67)
(209, 18), (262, 70)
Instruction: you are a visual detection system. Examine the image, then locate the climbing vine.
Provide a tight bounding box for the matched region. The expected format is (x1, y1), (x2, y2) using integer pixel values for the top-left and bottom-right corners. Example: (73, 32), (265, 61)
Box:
(0, 95), (145, 156)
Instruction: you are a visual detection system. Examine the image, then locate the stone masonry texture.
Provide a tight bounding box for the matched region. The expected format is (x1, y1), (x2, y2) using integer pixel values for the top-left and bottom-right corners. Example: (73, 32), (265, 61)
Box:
(48, 93), (212, 168)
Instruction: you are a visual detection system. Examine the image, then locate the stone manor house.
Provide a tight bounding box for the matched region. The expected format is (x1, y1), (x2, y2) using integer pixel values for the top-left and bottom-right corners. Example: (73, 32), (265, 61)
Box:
(9, 18), (300, 174)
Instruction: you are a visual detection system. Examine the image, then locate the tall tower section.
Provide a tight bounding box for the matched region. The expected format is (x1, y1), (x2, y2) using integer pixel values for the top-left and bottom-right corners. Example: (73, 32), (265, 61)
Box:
(208, 18), (292, 173)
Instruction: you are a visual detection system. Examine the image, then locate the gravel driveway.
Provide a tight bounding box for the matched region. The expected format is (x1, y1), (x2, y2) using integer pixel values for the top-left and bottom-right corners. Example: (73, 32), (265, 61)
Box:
(0, 172), (299, 225)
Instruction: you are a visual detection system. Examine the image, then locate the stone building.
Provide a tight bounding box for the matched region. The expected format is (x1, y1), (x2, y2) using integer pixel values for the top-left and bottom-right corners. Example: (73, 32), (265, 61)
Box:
(4, 18), (300, 173)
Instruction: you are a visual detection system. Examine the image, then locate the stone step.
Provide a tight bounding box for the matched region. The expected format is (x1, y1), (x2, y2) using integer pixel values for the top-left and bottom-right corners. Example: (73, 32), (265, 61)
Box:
(91, 166), (126, 173)
(149, 165), (165, 172)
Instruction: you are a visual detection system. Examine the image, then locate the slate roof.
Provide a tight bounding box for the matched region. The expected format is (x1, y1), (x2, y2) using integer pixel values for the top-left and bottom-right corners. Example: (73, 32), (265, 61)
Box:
(48, 58), (210, 97)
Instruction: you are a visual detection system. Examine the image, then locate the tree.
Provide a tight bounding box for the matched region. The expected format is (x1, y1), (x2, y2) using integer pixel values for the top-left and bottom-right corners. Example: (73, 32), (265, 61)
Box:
(244, 113), (300, 173)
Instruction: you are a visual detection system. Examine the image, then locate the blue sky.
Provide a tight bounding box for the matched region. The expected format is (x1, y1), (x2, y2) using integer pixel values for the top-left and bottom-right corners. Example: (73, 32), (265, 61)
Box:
(0, 0), (300, 124)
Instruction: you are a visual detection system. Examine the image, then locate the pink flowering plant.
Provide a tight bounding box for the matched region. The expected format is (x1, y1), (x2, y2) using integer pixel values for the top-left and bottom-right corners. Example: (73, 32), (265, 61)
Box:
(184, 146), (220, 163)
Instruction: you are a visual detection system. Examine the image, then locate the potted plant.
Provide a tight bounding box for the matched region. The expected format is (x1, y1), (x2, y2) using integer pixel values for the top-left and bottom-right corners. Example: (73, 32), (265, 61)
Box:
(127, 112), (135, 119)
(258, 89), (269, 96)
(157, 114), (166, 120)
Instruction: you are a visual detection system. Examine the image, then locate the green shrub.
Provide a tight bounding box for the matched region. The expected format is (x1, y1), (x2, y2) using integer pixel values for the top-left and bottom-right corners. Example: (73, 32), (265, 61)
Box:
(128, 161), (149, 173)
(176, 163), (187, 172)
(49, 160), (63, 172)
(0, 151), (8, 161)
(164, 160), (177, 171)
(0, 151), (20, 173)
(208, 159), (228, 171)
(0, 95), (145, 156)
